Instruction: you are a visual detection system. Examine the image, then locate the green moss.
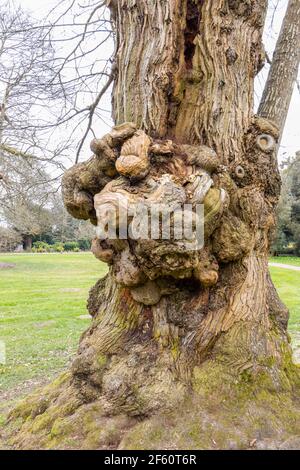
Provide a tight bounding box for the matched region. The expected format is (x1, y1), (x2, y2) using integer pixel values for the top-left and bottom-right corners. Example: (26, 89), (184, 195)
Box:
(120, 420), (164, 450)
(8, 397), (36, 422)
(51, 371), (71, 388)
(83, 427), (120, 450)
(170, 337), (180, 360)
(193, 361), (232, 398)
(240, 369), (254, 385)
(50, 417), (74, 438)
(97, 354), (108, 367)
(31, 413), (53, 434)
(120, 381), (300, 450)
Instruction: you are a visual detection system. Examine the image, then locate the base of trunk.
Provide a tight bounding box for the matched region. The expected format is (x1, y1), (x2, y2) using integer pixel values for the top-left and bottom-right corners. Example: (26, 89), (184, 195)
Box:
(5, 271), (300, 450)
(5, 354), (300, 450)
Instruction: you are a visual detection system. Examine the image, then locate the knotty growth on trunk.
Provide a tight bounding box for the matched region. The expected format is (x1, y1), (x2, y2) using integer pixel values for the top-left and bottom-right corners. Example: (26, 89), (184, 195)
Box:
(7, 0), (300, 450)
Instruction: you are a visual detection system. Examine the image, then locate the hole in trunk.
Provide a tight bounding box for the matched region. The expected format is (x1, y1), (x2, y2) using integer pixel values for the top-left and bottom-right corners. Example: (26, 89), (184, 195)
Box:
(184, 0), (202, 69)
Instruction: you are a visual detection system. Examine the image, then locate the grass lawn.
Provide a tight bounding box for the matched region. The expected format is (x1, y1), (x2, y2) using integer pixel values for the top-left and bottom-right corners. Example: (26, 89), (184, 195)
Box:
(270, 266), (300, 357)
(270, 256), (300, 266)
(0, 253), (299, 410)
(0, 253), (107, 406)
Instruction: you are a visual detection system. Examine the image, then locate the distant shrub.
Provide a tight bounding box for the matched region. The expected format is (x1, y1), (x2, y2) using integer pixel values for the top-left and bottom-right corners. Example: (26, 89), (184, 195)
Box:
(63, 241), (79, 252)
(33, 241), (51, 253)
(78, 239), (91, 251)
(32, 240), (89, 253)
(53, 242), (64, 253)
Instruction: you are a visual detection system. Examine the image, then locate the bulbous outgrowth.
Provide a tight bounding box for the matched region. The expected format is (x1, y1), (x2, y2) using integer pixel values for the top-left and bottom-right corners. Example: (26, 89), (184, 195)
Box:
(203, 187), (228, 238)
(131, 280), (162, 306)
(91, 238), (114, 264)
(62, 123), (138, 225)
(93, 179), (140, 240)
(182, 145), (220, 173)
(252, 116), (280, 141)
(194, 267), (219, 287)
(115, 130), (151, 180)
(185, 171), (214, 204)
(63, 123), (256, 304)
(150, 140), (174, 156)
(62, 160), (110, 225)
(256, 134), (276, 153)
(90, 122), (137, 159)
(193, 249), (219, 288)
(212, 213), (253, 263)
(113, 248), (146, 287)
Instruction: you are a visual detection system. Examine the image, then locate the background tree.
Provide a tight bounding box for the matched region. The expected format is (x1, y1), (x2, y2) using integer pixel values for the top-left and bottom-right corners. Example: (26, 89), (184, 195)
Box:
(0, 1), (65, 242)
(8, 0), (300, 450)
(0, 2), (61, 165)
(0, 226), (21, 252)
(273, 151), (300, 255)
(50, 195), (95, 246)
(0, 151), (55, 249)
(1, 162), (94, 251)
(290, 152), (300, 255)
(0, 0), (113, 216)
(258, 0), (300, 143)
(0, 0), (117, 249)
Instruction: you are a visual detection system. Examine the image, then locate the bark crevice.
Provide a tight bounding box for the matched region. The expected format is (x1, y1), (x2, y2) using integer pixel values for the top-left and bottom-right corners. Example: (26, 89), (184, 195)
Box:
(184, 0), (202, 69)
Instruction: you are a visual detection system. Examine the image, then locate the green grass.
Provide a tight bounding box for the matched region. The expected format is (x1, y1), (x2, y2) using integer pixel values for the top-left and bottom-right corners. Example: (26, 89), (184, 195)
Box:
(270, 266), (300, 351)
(0, 253), (299, 404)
(0, 253), (107, 397)
(270, 256), (300, 266)
(269, 255), (300, 354)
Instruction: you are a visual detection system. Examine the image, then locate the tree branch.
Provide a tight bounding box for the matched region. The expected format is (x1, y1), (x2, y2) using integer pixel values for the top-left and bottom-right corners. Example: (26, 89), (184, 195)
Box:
(75, 71), (114, 163)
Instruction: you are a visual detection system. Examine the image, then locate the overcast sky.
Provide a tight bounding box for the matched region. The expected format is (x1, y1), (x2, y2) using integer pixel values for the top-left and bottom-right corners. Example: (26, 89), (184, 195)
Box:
(16, 0), (300, 162)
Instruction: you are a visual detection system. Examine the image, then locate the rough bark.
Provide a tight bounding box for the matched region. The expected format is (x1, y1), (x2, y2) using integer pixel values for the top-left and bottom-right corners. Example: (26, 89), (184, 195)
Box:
(6, 0), (300, 450)
(258, 0), (300, 141)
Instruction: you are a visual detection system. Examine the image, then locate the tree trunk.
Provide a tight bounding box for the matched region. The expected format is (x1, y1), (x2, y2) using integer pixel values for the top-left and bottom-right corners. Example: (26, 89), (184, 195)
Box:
(22, 235), (32, 251)
(7, 0), (300, 450)
(258, 0), (300, 143)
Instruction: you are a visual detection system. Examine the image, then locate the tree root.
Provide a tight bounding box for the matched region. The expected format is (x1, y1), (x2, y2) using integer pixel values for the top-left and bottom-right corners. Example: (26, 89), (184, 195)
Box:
(5, 326), (300, 450)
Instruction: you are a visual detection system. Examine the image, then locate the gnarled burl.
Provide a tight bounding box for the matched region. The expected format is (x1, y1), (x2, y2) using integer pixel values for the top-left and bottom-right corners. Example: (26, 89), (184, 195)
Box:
(64, 123), (229, 304)
(7, 0), (300, 450)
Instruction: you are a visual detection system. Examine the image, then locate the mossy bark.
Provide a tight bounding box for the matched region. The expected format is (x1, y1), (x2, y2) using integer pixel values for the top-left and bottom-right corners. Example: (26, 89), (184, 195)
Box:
(6, 0), (300, 450)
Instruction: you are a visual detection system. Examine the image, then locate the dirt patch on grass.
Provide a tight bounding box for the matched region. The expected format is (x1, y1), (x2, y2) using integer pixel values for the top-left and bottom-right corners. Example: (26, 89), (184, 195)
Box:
(77, 314), (91, 320)
(0, 263), (15, 269)
(0, 377), (48, 410)
(34, 320), (56, 329)
(60, 287), (82, 293)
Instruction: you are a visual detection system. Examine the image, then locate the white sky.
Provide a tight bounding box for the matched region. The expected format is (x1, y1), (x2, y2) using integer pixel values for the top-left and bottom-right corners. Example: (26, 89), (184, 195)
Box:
(16, 0), (300, 162)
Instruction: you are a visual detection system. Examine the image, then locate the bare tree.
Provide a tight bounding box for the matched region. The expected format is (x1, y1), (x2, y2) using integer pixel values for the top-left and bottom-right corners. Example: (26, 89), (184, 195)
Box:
(19, 0), (114, 163)
(0, 226), (21, 252)
(8, 0), (300, 450)
(0, 150), (55, 249)
(0, 1), (113, 184)
(0, 3), (56, 158)
(0, 1), (113, 235)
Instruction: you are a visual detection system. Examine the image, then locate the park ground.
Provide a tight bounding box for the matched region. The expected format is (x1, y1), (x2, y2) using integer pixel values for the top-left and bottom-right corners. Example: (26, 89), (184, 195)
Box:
(0, 253), (299, 428)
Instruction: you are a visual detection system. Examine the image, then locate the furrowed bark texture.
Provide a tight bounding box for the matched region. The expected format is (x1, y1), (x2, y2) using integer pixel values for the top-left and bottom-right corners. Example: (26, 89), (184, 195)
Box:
(112, 0), (267, 163)
(7, 0), (300, 450)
